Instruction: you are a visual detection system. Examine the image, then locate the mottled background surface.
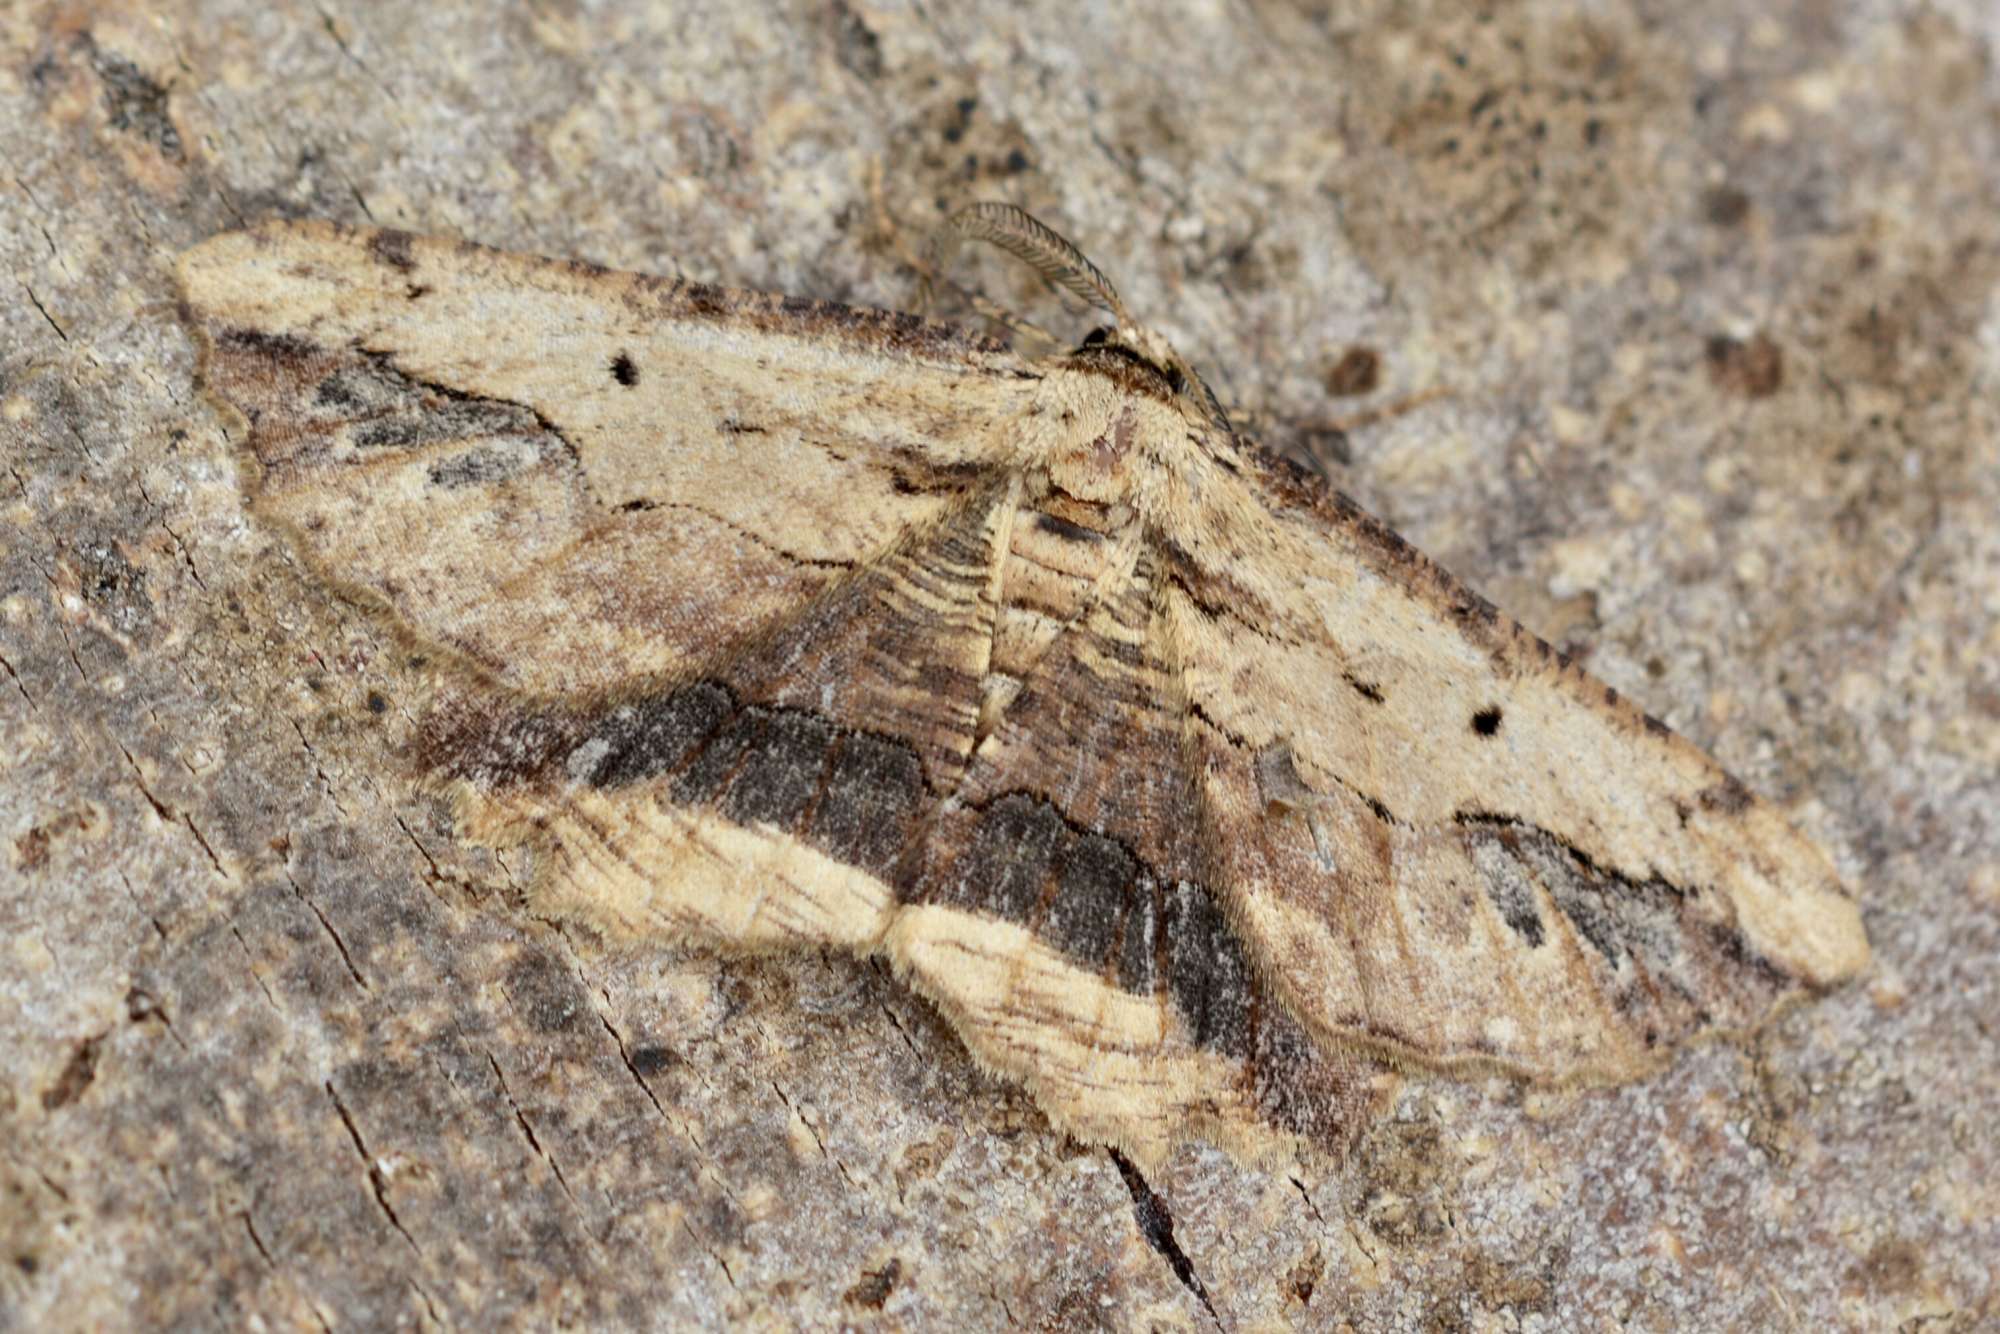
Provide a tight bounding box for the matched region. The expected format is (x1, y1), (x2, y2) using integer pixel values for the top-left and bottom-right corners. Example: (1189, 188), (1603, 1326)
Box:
(2, 1), (1995, 1328)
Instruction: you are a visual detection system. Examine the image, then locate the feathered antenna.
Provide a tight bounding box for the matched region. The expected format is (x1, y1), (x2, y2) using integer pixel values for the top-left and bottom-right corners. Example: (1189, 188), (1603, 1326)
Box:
(934, 202), (1131, 325)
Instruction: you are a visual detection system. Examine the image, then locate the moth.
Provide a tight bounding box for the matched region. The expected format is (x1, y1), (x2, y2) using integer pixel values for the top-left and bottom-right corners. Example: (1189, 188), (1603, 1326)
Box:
(179, 206), (1869, 1166)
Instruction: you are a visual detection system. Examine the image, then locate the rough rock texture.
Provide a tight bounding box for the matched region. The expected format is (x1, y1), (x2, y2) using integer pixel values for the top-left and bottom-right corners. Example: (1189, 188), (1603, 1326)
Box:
(2, 1), (1994, 1329)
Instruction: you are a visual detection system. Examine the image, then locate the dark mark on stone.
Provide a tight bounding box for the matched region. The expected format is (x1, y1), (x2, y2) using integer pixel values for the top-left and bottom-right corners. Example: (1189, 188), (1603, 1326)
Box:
(830, 0), (885, 82)
(1704, 185), (1751, 227)
(1324, 345), (1382, 397)
(842, 1258), (902, 1310)
(1111, 1150), (1217, 1321)
(41, 1033), (104, 1110)
(1705, 333), (1783, 399)
(629, 1044), (680, 1077)
(92, 45), (182, 160)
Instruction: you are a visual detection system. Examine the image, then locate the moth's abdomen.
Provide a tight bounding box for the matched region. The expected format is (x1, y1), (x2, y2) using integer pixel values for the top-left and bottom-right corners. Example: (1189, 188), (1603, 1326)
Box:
(981, 482), (1135, 737)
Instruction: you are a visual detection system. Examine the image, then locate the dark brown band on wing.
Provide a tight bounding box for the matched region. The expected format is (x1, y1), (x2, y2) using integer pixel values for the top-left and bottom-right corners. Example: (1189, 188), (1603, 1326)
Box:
(421, 677), (1282, 1069)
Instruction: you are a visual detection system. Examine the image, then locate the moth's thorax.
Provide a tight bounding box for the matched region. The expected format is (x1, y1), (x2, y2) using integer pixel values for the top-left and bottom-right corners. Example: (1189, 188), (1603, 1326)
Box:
(1032, 359), (1194, 510)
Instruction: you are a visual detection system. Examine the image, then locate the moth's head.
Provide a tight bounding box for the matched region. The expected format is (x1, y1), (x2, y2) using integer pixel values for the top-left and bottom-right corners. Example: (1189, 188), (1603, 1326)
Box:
(937, 202), (1236, 436)
(1074, 322), (1235, 436)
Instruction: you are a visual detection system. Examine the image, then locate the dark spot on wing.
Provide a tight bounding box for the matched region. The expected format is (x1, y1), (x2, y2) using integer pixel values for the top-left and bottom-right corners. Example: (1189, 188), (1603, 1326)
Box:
(685, 285), (731, 318)
(1451, 592), (1501, 630)
(306, 351), (561, 460)
(367, 229), (417, 273)
(435, 691), (1272, 1062)
(1044, 833), (1138, 972)
(1709, 922), (1790, 990)
(1471, 706), (1503, 736)
(718, 709), (836, 831)
(667, 707), (763, 804)
(428, 445), (528, 489)
(1697, 776), (1754, 815)
(1034, 511), (1104, 543)
(939, 793), (1066, 923)
(1163, 880), (1254, 1057)
(610, 351), (639, 386)
(1463, 823), (1546, 947)
(1453, 811), (1798, 1053)
(443, 680), (933, 882)
(807, 734), (926, 879)
(219, 327), (318, 367)
(312, 370), (364, 410)
(585, 684), (737, 788)
(1118, 875), (1160, 995)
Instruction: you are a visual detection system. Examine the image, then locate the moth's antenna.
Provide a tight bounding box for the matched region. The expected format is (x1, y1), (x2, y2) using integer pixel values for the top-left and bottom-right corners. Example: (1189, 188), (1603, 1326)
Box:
(937, 202), (1131, 325)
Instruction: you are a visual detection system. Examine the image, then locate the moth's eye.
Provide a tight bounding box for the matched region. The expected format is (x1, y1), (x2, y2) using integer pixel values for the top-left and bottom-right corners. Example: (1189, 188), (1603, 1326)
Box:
(1080, 327), (1112, 347)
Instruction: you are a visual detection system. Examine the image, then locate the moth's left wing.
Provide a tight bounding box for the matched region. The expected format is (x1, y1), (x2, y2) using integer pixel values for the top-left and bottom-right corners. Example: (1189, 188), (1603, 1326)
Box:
(1154, 438), (1870, 1085)
(180, 221), (1040, 698)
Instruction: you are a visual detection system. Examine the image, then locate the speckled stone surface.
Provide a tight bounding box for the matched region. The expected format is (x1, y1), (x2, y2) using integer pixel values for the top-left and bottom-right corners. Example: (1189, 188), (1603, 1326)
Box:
(2, 2), (1994, 1328)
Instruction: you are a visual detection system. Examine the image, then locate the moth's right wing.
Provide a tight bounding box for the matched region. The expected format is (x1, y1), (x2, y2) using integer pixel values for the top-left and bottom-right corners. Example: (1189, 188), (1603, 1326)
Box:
(1152, 436), (1870, 1087)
